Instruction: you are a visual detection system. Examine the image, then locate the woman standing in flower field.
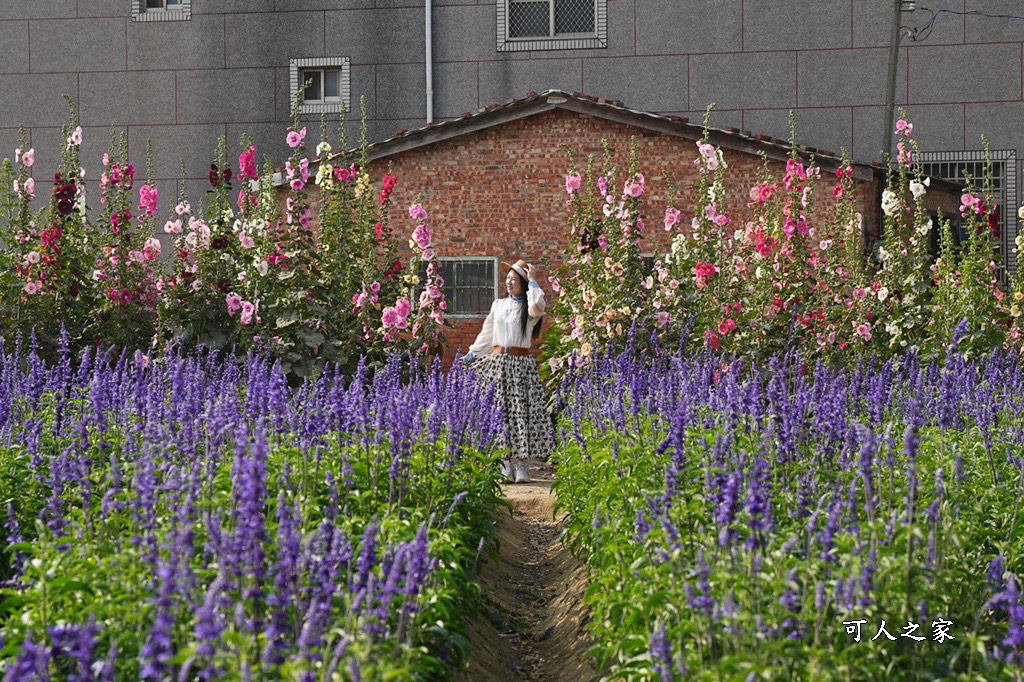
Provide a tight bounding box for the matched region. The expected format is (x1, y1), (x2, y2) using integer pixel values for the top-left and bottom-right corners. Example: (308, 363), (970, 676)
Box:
(463, 259), (554, 483)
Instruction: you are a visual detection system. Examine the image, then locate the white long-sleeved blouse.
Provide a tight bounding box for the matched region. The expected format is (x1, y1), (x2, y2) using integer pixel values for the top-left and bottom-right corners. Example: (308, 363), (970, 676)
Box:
(468, 283), (546, 353)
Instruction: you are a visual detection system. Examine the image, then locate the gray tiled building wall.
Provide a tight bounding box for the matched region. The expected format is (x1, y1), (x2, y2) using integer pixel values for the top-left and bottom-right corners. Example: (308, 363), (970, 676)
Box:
(2, 1), (1023, 233)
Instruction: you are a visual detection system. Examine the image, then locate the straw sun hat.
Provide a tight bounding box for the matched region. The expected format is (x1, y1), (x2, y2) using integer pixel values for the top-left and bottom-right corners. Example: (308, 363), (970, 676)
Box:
(501, 259), (531, 281)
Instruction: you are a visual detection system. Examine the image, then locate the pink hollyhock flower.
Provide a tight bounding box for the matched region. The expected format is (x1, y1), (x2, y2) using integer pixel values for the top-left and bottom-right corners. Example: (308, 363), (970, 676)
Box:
(26, 250), (40, 264)
(382, 306), (400, 328)
(759, 185), (775, 203)
(225, 292), (242, 313)
(240, 233), (255, 248)
(703, 329), (720, 350)
(299, 158), (310, 182)
(714, 213), (730, 227)
(175, 201), (190, 216)
(299, 209), (310, 228)
(421, 247), (435, 261)
(144, 237), (161, 260)
(597, 176), (608, 196)
(664, 207), (680, 230)
(624, 177), (644, 198)
(102, 152), (110, 167)
(138, 184), (158, 216)
(21, 148), (34, 167)
(23, 280), (40, 295)
(611, 262), (624, 277)
(853, 287), (867, 301)
(23, 177), (34, 198)
(833, 183), (843, 199)
(128, 250), (144, 263)
(164, 218), (182, 234)
(240, 301), (256, 325)
(428, 285), (442, 299)
(67, 126), (82, 147)
(286, 127), (306, 148)
(654, 311), (670, 328)
(565, 173), (582, 194)
(11, 180), (17, 193)
(412, 223), (432, 249)
(290, 178), (304, 191)
(395, 297), (411, 317)
(238, 146), (258, 179)
(409, 203), (428, 221)
(370, 280), (381, 293)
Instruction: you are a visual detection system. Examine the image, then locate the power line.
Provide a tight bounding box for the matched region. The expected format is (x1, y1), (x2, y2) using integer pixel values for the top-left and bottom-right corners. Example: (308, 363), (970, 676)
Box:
(906, 7), (1024, 42)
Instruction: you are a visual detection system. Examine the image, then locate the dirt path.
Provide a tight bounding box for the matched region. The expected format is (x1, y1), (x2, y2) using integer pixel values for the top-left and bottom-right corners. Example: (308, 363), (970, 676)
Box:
(459, 460), (601, 682)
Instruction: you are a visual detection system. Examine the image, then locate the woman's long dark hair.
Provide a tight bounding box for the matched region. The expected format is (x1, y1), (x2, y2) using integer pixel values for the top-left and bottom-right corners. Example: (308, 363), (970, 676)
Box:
(515, 272), (544, 340)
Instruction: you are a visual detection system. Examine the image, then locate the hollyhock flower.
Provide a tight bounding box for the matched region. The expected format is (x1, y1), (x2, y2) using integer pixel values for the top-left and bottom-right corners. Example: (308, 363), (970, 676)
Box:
(289, 177), (304, 191)
(23, 177), (35, 198)
(67, 126), (82, 147)
(26, 250), (40, 264)
(833, 183), (843, 199)
(703, 329), (720, 349)
(23, 280), (40, 295)
(257, 260), (269, 276)
(623, 173), (645, 197)
(298, 209), (311, 228)
(21, 148), (34, 167)
(238, 146), (258, 179)
(409, 203), (428, 221)
(395, 297), (411, 317)
(853, 287), (867, 301)
(611, 262), (624, 277)
(286, 127), (306, 148)
(143, 237), (161, 260)
(175, 201), (190, 216)
(382, 306), (400, 328)
(239, 232), (255, 248)
(909, 180), (927, 198)
(11, 179), (18, 193)
(138, 184), (159, 216)
(163, 218), (182, 234)
(421, 247), (435, 261)
(597, 176), (608, 196)
(565, 173), (582, 194)
(239, 300), (256, 324)
(881, 190), (899, 217)
(412, 224), (432, 249)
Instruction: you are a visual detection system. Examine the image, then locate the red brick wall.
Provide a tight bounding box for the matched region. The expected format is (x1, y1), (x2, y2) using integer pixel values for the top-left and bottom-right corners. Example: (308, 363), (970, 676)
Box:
(302, 109), (961, 366)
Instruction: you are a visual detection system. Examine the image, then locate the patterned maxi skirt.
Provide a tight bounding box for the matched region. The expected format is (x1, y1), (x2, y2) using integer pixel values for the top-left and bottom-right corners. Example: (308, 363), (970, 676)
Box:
(472, 352), (555, 460)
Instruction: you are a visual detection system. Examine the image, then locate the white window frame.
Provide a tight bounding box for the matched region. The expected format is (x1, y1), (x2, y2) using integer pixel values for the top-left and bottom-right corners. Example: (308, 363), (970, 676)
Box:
(290, 58), (351, 116)
(419, 257), (499, 319)
(132, 0), (190, 22)
(919, 150), (1018, 280)
(497, 0), (607, 52)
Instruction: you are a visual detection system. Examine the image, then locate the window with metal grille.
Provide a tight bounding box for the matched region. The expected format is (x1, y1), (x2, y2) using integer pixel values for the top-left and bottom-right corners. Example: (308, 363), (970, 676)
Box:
(132, 0), (190, 21)
(418, 258), (497, 317)
(919, 150), (1018, 279)
(498, 0), (607, 51)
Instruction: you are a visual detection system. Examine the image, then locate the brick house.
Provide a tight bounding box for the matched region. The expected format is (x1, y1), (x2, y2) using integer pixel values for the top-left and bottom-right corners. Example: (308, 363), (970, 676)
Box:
(293, 89), (961, 363)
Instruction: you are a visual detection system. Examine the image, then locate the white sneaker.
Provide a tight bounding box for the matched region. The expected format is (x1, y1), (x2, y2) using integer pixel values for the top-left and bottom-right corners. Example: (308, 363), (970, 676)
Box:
(499, 459), (515, 482)
(513, 460), (531, 484)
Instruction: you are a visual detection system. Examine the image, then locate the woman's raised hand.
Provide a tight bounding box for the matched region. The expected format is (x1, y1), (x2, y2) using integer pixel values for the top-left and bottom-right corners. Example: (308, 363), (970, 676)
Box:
(525, 263), (539, 282)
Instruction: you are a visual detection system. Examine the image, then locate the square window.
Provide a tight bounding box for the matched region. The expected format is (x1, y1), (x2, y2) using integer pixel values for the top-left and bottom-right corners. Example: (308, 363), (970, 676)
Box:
(290, 58), (351, 116)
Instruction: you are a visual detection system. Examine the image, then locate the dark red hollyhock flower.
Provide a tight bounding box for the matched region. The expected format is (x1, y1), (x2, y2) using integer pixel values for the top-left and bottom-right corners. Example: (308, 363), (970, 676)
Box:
(988, 203), (1000, 237)
(69, 284), (80, 297)
(211, 235), (229, 250)
(216, 278), (230, 293)
(209, 164), (220, 187)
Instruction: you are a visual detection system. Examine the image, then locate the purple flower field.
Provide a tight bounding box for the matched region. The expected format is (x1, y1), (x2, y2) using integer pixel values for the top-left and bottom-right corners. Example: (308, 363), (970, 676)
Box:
(0, 329), (505, 680)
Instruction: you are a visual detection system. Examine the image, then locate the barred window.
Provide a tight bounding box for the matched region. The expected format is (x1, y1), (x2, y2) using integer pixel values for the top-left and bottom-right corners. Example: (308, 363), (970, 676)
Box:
(919, 150), (1018, 280)
(133, 0), (190, 21)
(419, 258), (497, 317)
(498, 0), (607, 52)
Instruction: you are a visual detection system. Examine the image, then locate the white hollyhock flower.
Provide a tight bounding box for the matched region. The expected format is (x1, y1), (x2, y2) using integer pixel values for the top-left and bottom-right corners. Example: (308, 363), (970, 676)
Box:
(909, 180), (926, 198)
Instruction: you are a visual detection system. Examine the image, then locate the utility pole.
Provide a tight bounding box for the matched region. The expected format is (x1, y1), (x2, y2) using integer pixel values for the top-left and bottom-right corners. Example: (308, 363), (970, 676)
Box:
(882, 0), (904, 165)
